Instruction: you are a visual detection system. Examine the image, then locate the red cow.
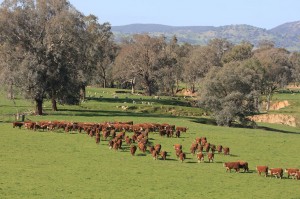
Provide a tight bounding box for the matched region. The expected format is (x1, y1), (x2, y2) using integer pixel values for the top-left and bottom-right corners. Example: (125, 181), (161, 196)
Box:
(217, 145), (223, 154)
(285, 168), (299, 179)
(223, 147), (230, 155)
(237, 161), (249, 172)
(176, 126), (188, 132)
(197, 145), (203, 153)
(138, 142), (147, 153)
(256, 165), (268, 177)
(190, 143), (198, 155)
(204, 143), (210, 152)
(130, 145), (137, 156)
(154, 144), (162, 153)
(268, 168), (283, 179)
(223, 162), (240, 172)
(179, 152), (186, 162)
(13, 122), (24, 128)
(125, 136), (132, 145)
(195, 137), (201, 145)
(95, 132), (100, 144)
(295, 171), (300, 180)
(152, 150), (158, 160)
(160, 151), (167, 160)
(102, 130), (110, 140)
(175, 149), (183, 159)
(108, 140), (114, 149)
(175, 130), (181, 138)
(207, 152), (214, 163)
(173, 144), (182, 151)
(197, 152), (204, 163)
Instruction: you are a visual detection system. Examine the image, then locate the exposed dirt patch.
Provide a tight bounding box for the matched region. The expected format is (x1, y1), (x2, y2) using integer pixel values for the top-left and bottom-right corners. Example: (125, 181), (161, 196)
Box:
(249, 114), (297, 127)
(176, 89), (197, 97)
(269, 100), (290, 110)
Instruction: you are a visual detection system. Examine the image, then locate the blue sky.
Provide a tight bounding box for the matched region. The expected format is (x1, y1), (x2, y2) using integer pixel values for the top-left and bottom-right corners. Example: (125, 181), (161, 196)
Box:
(69, 0), (300, 29)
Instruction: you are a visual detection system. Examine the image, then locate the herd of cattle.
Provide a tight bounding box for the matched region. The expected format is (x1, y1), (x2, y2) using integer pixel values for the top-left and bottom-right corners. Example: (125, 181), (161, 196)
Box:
(12, 120), (300, 180)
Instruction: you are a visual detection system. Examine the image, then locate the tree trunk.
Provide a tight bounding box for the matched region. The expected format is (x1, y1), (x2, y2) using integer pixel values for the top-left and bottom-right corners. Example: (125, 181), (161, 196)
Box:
(35, 99), (43, 115)
(51, 97), (58, 111)
(131, 77), (136, 94)
(266, 93), (272, 112)
(80, 85), (86, 101)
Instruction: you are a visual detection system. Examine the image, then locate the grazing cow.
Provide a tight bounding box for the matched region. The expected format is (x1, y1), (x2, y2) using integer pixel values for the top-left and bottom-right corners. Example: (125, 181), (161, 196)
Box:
(207, 152), (214, 163)
(95, 132), (100, 144)
(176, 126), (188, 132)
(138, 142), (147, 153)
(148, 146), (155, 154)
(197, 145), (203, 153)
(102, 130), (110, 140)
(179, 152), (186, 162)
(190, 143), (198, 155)
(285, 168), (299, 179)
(256, 166), (268, 177)
(113, 141), (120, 151)
(130, 145), (137, 156)
(223, 162), (240, 172)
(268, 168), (283, 179)
(237, 161), (249, 172)
(223, 147), (230, 155)
(13, 122), (24, 129)
(295, 171), (300, 180)
(217, 145), (223, 154)
(210, 144), (216, 153)
(269, 168), (283, 178)
(173, 144), (182, 151)
(197, 152), (204, 163)
(160, 151), (167, 160)
(159, 129), (166, 137)
(175, 149), (183, 159)
(204, 143), (210, 153)
(152, 150), (158, 160)
(154, 144), (162, 153)
(175, 130), (180, 138)
(125, 136), (132, 145)
(108, 140), (114, 149)
(195, 137), (201, 145)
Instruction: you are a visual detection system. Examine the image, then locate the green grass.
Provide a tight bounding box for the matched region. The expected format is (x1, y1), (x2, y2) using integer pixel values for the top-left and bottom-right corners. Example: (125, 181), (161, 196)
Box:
(1, 87), (300, 198)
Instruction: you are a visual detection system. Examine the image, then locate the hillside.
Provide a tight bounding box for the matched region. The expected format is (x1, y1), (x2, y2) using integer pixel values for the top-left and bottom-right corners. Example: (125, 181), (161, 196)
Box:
(112, 21), (300, 51)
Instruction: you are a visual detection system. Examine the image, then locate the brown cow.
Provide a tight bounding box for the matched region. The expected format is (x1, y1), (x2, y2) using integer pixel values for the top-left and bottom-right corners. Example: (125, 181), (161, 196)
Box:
(152, 150), (158, 160)
(285, 168), (299, 179)
(237, 161), (249, 172)
(13, 122), (24, 129)
(217, 145), (223, 154)
(256, 165), (268, 177)
(175, 149), (183, 159)
(138, 142), (147, 153)
(95, 132), (100, 144)
(295, 171), (300, 180)
(197, 152), (204, 163)
(176, 126), (188, 132)
(154, 144), (162, 153)
(108, 140), (114, 149)
(223, 147), (230, 155)
(173, 144), (182, 151)
(160, 151), (167, 160)
(125, 136), (132, 145)
(268, 168), (283, 179)
(207, 152), (214, 163)
(102, 130), (110, 140)
(130, 145), (137, 156)
(175, 130), (181, 138)
(223, 162), (240, 172)
(179, 152), (186, 162)
(190, 143), (198, 155)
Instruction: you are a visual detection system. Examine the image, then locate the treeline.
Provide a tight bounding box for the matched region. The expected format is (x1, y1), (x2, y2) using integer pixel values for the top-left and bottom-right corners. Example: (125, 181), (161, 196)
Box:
(0, 0), (300, 126)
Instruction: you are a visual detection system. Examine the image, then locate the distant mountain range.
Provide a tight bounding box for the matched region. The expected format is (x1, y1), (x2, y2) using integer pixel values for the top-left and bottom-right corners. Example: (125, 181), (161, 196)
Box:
(112, 21), (300, 51)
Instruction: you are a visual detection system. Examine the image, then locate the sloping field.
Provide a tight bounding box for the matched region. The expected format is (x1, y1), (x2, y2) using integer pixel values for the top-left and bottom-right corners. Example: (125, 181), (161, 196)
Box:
(1, 88), (300, 199)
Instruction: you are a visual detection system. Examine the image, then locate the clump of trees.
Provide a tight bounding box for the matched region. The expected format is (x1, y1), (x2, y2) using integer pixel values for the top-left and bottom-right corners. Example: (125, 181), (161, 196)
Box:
(0, 0), (299, 126)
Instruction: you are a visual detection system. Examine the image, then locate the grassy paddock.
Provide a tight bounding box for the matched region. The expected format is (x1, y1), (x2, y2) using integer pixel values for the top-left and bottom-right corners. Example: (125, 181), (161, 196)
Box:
(1, 87), (300, 198)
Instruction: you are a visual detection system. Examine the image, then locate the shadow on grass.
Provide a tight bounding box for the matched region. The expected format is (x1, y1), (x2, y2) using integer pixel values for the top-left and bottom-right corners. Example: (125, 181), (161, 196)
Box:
(50, 108), (180, 119)
(191, 117), (300, 135)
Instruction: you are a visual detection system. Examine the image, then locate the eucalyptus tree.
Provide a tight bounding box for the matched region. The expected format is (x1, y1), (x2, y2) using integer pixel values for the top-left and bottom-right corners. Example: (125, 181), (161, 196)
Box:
(253, 46), (292, 111)
(289, 52), (300, 86)
(0, 0), (85, 114)
(199, 58), (263, 126)
(114, 34), (172, 96)
(81, 15), (116, 98)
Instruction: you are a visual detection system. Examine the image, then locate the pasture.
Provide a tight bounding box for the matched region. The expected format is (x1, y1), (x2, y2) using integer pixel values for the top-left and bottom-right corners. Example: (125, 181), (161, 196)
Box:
(1, 87), (300, 199)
